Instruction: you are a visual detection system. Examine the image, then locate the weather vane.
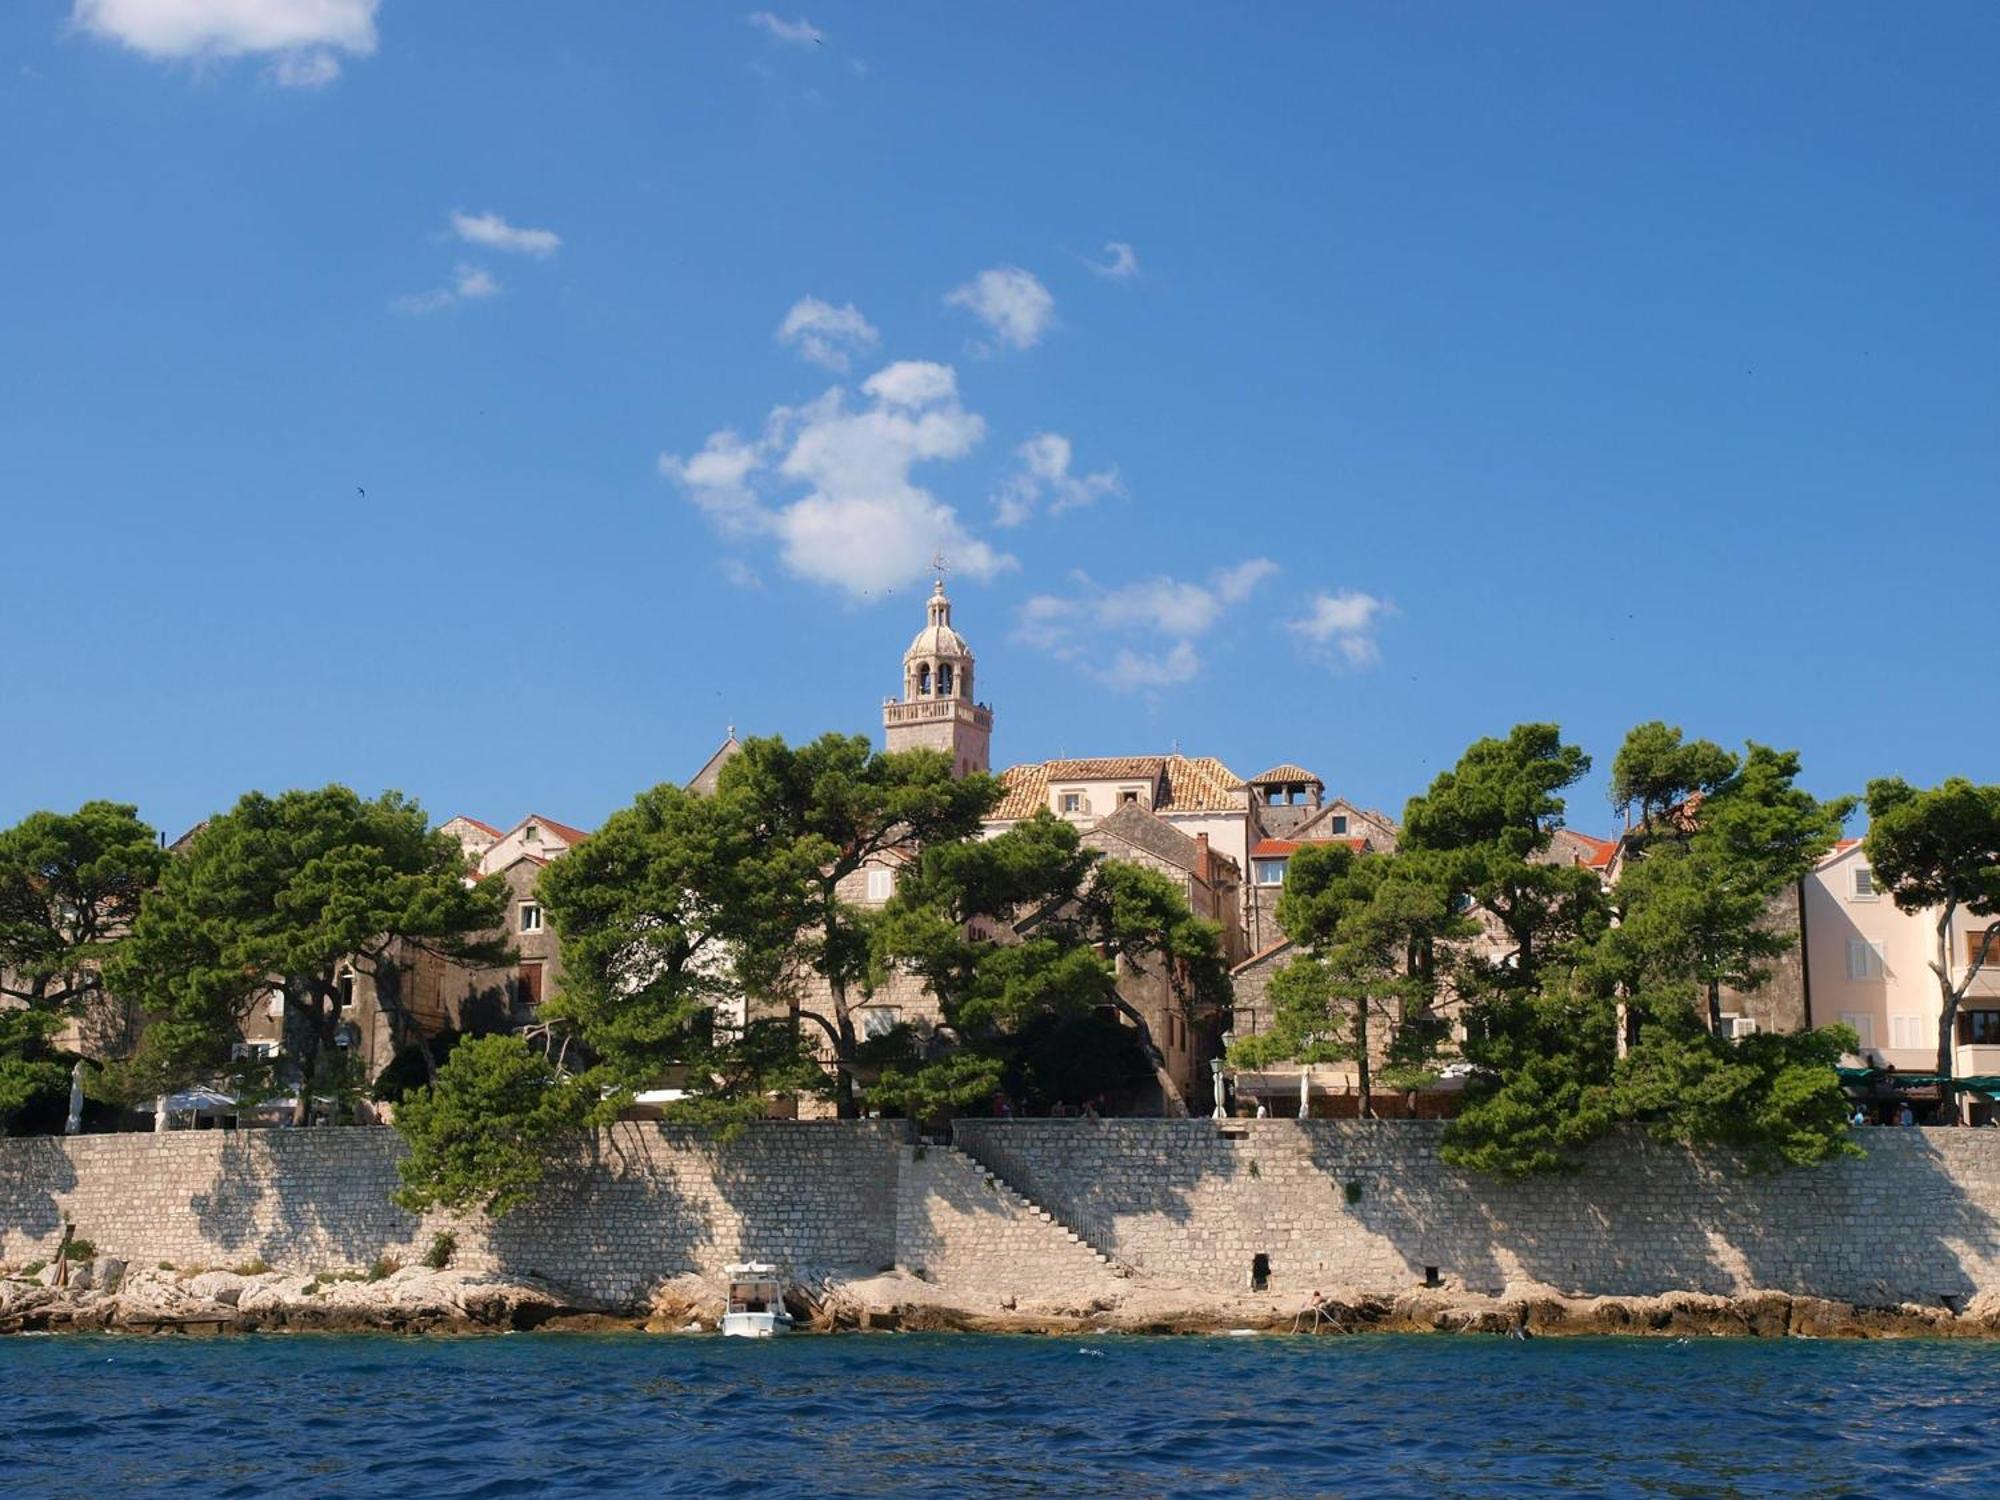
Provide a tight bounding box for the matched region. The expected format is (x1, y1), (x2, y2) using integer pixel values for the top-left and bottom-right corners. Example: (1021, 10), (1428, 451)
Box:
(931, 550), (949, 588)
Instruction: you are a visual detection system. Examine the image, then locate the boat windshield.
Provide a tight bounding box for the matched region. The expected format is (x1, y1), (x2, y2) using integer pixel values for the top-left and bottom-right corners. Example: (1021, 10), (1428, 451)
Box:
(728, 1281), (781, 1312)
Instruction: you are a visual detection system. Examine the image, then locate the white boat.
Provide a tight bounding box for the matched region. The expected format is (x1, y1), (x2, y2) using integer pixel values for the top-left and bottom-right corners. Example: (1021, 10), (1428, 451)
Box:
(721, 1263), (792, 1338)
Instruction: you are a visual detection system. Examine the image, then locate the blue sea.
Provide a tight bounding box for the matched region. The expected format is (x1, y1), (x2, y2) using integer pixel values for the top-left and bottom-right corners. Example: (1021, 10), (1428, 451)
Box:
(1, 1332), (1995, 1497)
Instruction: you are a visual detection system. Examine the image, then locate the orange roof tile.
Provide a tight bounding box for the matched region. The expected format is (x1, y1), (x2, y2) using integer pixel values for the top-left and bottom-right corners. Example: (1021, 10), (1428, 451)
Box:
(990, 754), (1245, 820)
(1252, 837), (1367, 858)
(1247, 763), (1323, 786)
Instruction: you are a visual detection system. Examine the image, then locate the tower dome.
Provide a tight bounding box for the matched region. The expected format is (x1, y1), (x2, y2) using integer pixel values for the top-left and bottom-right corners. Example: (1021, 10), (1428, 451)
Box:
(883, 573), (992, 778)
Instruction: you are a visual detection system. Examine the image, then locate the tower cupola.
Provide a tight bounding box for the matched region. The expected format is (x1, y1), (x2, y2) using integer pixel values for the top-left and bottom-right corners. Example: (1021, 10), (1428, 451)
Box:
(883, 567), (993, 777)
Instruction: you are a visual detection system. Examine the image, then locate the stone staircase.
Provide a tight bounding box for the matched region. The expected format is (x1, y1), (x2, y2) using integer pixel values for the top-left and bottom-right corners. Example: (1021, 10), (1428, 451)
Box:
(895, 1144), (1129, 1298)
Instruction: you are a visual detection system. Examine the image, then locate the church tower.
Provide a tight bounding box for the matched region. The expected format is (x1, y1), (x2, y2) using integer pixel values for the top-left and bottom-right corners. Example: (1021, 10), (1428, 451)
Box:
(883, 574), (993, 778)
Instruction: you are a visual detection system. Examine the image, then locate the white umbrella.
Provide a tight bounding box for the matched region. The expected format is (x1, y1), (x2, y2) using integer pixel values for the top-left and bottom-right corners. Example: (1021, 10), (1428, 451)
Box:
(65, 1061), (85, 1136)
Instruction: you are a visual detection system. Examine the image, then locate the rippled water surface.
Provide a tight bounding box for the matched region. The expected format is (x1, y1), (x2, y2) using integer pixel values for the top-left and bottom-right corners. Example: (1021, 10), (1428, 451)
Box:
(4, 1332), (1998, 1497)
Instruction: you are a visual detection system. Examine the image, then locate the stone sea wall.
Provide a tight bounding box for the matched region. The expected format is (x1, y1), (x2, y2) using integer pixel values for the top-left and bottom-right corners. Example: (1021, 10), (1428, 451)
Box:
(5, 1120), (2000, 1309)
(0, 1123), (909, 1305)
(953, 1119), (2000, 1306)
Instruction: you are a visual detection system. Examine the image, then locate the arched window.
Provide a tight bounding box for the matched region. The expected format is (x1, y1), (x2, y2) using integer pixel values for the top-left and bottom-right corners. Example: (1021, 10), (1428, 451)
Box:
(938, 663), (954, 696)
(917, 663), (931, 695)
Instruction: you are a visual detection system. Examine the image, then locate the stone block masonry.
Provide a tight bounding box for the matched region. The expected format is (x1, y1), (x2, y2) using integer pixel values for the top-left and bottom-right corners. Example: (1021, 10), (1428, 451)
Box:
(6, 1119), (2000, 1310)
(0, 1122), (910, 1306)
(953, 1119), (2000, 1307)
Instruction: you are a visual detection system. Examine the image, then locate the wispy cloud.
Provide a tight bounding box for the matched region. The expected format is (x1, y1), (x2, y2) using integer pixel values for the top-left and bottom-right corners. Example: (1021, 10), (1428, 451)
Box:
(993, 433), (1123, 527)
(776, 296), (879, 373)
(1017, 560), (1280, 694)
(73, 0), (379, 85)
(450, 211), (562, 259)
(946, 266), (1055, 352)
(719, 558), (764, 591)
(1287, 590), (1394, 668)
(662, 360), (1012, 599)
(746, 10), (824, 45)
(393, 262), (499, 316)
(1087, 241), (1140, 279)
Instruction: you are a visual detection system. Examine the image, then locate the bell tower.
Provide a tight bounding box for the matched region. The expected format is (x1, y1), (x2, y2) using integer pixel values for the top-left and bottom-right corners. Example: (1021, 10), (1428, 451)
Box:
(883, 564), (993, 778)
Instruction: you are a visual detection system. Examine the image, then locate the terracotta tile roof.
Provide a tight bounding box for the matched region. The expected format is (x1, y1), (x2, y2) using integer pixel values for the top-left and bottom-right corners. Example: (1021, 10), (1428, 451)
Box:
(991, 754), (1246, 820)
(1567, 832), (1619, 869)
(530, 815), (590, 845)
(1247, 762), (1323, 786)
(1252, 837), (1367, 858)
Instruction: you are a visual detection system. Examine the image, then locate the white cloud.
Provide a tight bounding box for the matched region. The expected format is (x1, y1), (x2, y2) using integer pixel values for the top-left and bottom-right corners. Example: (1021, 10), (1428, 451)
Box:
(661, 360), (1011, 598)
(1088, 241), (1139, 279)
(450, 211), (562, 259)
(776, 297), (878, 372)
(1016, 560), (1279, 693)
(945, 266), (1055, 352)
(392, 261), (499, 315)
(74, 0), (378, 80)
(1287, 589), (1393, 669)
(993, 432), (1123, 527)
(268, 47), (339, 86)
(746, 10), (823, 44)
(719, 558), (764, 591)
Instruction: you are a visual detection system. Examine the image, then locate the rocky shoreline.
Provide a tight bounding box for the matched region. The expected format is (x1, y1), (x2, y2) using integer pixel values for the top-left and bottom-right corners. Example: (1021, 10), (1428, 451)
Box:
(5, 1260), (1999, 1341)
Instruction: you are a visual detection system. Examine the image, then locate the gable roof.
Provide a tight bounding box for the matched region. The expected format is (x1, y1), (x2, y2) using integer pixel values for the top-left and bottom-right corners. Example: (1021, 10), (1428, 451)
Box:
(687, 735), (743, 796)
(1562, 831), (1619, 870)
(1252, 837), (1368, 858)
(1231, 938), (1295, 976)
(991, 754), (1245, 821)
(1295, 798), (1398, 840)
(1248, 763), (1323, 787)
(501, 814), (590, 847)
(444, 816), (503, 839)
(1089, 802), (1203, 872)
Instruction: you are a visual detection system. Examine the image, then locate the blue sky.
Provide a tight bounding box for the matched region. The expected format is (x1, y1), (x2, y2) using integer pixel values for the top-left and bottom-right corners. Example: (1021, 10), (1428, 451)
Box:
(3, 2), (1995, 841)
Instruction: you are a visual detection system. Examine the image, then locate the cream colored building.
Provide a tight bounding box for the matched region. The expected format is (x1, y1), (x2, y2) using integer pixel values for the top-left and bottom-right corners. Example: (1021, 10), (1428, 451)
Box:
(1804, 840), (2000, 1096)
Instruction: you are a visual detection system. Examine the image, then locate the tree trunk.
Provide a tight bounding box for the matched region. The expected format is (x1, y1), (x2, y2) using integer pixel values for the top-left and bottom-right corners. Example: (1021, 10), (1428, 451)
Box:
(1615, 996), (1631, 1061)
(830, 982), (858, 1118)
(1353, 995), (1373, 1120)
(1936, 906), (1960, 1120)
(1706, 977), (1724, 1037)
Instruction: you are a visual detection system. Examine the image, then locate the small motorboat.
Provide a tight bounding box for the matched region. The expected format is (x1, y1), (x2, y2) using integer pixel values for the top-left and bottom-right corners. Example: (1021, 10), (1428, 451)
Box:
(721, 1263), (792, 1338)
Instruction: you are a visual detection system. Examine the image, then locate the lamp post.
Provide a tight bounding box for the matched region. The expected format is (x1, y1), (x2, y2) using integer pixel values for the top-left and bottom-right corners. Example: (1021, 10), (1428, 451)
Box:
(1214, 1030), (1236, 1120)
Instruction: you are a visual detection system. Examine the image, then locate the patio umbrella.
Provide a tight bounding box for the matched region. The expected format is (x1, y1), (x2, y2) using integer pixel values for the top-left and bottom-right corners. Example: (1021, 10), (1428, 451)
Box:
(65, 1061), (85, 1136)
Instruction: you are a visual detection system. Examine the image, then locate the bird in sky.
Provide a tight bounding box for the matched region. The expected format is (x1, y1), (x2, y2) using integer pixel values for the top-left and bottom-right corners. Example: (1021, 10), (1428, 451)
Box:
(356, 486), (367, 499)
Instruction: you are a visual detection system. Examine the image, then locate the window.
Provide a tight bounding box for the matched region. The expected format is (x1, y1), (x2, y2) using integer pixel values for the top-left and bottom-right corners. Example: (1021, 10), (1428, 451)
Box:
(519, 902), (543, 933)
(1959, 1011), (2000, 1045)
(266, 987), (285, 1020)
(1120, 790), (1140, 806)
(937, 663), (954, 696)
(336, 969), (356, 1009)
(1059, 791), (1084, 814)
(1838, 1011), (1874, 1049)
(1328, 815), (1348, 835)
(865, 867), (894, 903)
(1847, 938), (1886, 981)
(862, 1007), (902, 1040)
(1851, 866), (1877, 900)
(518, 962), (544, 1006)
(1968, 929), (2000, 968)
(1253, 858), (1288, 887)
(523, 824), (540, 844)
(917, 663), (931, 695)
(1890, 1014), (1927, 1050)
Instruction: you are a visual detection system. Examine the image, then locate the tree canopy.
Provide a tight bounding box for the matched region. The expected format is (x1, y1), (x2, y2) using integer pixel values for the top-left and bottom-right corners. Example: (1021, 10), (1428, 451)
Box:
(0, 801), (164, 1121)
(110, 786), (508, 1123)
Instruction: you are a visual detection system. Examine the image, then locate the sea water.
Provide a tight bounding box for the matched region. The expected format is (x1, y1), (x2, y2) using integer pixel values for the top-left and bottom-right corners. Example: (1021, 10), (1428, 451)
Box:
(1, 1332), (1995, 1497)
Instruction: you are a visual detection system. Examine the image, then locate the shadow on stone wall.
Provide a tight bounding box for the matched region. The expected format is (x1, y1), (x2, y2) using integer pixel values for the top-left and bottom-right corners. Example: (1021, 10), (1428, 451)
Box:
(0, 1138), (78, 1251)
(956, 1119), (2000, 1303)
(188, 1132), (421, 1265)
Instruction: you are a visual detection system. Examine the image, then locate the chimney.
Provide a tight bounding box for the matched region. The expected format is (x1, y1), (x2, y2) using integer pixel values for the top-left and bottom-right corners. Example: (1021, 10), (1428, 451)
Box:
(1194, 831), (1211, 883)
